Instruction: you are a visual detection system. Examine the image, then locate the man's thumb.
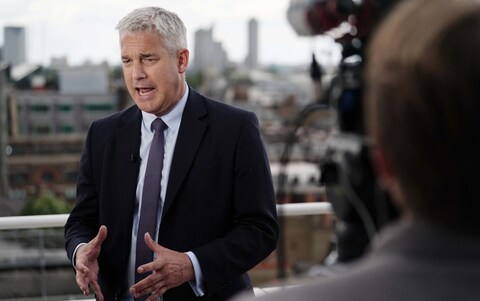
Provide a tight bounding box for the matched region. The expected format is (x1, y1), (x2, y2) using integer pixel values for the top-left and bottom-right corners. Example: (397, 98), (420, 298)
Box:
(93, 225), (108, 246)
(144, 232), (160, 252)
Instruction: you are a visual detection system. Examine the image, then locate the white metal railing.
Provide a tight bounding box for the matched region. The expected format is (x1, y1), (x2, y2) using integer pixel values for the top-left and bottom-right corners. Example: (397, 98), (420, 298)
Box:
(0, 203), (330, 299)
(276, 202), (332, 216)
(0, 213), (69, 230)
(0, 203), (332, 230)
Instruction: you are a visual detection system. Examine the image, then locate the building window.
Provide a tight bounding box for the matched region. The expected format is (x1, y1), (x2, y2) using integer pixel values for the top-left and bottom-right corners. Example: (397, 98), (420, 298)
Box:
(84, 103), (114, 111)
(33, 166), (60, 185)
(35, 125), (51, 134)
(64, 188), (76, 200)
(30, 104), (50, 112)
(65, 171), (78, 182)
(41, 171), (55, 182)
(37, 144), (56, 154)
(59, 125), (75, 133)
(9, 189), (27, 200)
(9, 173), (28, 185)
(58, 104), (72, 112)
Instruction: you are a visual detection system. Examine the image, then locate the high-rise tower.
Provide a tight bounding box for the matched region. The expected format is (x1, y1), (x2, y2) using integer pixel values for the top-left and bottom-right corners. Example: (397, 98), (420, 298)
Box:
(191, 27), (228, 74)
(3, 26), (26, 66)
(245, 18), (258, 69)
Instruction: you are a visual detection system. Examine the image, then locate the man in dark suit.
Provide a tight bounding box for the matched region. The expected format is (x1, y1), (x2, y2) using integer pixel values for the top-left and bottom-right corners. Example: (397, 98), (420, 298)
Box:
(64, 7), (278, 301)
(237, 0), (480, 300)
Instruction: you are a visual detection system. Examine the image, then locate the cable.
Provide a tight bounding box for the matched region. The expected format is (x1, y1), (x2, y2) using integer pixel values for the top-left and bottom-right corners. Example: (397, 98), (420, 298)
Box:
(337, 153), (378, 240)
(276, 102), (330, 279)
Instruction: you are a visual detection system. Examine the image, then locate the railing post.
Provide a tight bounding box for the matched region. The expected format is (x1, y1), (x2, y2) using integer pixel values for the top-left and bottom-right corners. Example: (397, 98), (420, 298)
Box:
(38, 229), (47, 299)
(0, 66), (9, 198)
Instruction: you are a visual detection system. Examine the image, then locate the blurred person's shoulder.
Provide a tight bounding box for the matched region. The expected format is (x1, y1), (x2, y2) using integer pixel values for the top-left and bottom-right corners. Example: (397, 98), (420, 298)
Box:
(232, 221), (480, 301)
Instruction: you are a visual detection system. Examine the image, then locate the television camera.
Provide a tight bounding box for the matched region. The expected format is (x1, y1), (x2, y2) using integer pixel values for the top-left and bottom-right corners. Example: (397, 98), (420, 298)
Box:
(285, 0), (400, 264)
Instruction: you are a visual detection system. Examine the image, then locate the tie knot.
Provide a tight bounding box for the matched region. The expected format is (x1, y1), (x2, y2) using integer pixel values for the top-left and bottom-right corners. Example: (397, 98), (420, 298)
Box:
(151, 118), (166, 133)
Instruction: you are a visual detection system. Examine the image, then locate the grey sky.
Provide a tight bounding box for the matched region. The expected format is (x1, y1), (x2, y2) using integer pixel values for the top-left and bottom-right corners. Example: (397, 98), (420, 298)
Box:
(0, 0), (340, 67)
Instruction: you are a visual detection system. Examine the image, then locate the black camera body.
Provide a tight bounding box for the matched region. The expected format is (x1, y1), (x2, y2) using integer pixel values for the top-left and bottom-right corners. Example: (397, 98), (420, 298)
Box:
(288, 0), (400, 262)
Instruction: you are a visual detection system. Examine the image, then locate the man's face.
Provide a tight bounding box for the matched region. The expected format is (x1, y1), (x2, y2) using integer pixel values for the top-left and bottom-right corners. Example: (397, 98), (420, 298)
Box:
(120, 30), (189, 116)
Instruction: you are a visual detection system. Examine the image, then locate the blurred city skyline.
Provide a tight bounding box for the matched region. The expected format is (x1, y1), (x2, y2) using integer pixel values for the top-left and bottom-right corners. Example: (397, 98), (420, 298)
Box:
(0, 0), (341, 67)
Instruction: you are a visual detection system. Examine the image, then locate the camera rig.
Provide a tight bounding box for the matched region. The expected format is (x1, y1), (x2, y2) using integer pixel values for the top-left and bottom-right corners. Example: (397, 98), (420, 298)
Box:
(282, 0), (400, 265)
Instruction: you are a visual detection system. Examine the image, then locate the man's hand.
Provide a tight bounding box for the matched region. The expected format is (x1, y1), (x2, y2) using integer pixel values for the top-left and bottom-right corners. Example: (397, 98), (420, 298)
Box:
(130, 233), (195, 300)
(75, 225), (107, 301)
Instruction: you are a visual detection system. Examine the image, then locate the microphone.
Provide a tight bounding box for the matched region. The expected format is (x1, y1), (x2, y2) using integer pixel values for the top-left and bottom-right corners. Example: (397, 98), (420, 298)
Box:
(130, 153), (140, 162)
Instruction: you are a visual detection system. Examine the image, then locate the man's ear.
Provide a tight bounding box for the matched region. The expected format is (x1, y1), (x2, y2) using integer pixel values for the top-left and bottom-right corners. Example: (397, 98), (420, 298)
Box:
(371, 146), (395, 186)
(177, 48), (189, 74)
(371, 146), (406, 210)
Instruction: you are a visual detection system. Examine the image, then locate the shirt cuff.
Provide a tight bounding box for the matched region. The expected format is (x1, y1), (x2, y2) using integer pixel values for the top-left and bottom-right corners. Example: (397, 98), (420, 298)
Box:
(185, 251), (205, 296)
(72, 243), (87, 268)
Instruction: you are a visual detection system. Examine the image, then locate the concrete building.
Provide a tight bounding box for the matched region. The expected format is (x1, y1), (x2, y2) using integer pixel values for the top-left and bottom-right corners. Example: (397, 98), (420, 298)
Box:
(191, 27), (228, 74)
(57, 63), (110, 95)
(1, 62), (125, 213)
(245, 18), (259, 69)
(3, 26), (26, 66)
(5, 90), (119, 209)
(13, 91), (117, 135)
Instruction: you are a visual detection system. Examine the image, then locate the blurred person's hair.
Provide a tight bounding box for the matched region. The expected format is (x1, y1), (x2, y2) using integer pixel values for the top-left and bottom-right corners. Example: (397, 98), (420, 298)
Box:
(365, 0), (480, 235)
(115, 7), (188, 56)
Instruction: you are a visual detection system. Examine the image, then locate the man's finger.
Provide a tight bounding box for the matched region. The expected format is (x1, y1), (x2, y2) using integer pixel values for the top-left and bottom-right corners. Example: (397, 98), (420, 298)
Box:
(144, 232), (165, 255)
(92, 225), (108, 247)
(76, 273), (90, 296)
(131, 271), (162, 297)
(130, 281), (152, 299)
(75, 262), (89, 275)
(144, 232), (158, 250)
(82, 287), (90, 296)
(90, 280), (104, 301)
(137, 233), (164, 274)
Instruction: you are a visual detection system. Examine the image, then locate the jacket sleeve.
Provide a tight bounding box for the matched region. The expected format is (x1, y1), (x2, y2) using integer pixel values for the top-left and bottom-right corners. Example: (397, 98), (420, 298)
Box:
(64, 122), (100, 262)
(192, 112), (279, 296)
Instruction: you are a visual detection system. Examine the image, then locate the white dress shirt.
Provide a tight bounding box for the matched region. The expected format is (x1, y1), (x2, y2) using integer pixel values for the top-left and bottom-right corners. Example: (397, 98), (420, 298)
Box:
(124, 84), (205, 300)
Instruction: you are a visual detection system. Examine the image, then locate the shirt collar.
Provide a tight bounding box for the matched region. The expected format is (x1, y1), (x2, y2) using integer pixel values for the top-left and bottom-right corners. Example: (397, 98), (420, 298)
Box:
(141, 84), (189, 134)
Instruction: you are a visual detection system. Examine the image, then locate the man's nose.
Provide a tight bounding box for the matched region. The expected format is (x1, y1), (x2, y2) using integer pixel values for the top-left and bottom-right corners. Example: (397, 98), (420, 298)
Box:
(132, 62), (147, 80)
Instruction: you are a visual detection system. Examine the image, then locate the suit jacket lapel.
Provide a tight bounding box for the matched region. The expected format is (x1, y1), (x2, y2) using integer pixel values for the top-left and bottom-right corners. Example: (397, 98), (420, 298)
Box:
(114, 107), (142, 221)
(163, 89), (207, 217)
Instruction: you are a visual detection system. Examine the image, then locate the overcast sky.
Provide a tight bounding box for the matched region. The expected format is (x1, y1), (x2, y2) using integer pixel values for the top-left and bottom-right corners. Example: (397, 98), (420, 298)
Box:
(0, 0), (340, 67)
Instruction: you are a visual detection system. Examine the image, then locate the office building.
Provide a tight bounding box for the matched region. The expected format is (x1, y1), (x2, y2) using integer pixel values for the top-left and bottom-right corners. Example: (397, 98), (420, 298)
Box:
(3, 26), (26, 66)
(191, 27), (228, 74)
(3, 62), (124, 211)
(245, 18), (259, 69)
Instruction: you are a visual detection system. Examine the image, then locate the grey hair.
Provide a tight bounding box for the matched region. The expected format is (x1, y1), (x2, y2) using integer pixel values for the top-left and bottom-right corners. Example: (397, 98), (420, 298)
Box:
(115, 7), (187, 55)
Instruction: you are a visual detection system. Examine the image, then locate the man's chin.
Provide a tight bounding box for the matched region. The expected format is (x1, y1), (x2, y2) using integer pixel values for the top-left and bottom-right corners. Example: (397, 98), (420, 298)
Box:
(135, 103), (154, 113)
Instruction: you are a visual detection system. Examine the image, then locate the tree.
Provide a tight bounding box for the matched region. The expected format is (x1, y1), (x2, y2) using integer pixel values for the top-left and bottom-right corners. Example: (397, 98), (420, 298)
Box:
(22, 190), (72, 215)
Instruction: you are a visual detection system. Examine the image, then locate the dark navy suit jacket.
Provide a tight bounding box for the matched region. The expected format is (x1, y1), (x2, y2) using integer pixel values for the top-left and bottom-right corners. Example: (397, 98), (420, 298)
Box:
(65, 88), (279, 300)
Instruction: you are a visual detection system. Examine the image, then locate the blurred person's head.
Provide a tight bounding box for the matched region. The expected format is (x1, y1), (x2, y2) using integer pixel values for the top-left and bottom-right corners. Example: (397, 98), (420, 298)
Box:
(366, 0), (480, 235)
(116, 7), (189, 116)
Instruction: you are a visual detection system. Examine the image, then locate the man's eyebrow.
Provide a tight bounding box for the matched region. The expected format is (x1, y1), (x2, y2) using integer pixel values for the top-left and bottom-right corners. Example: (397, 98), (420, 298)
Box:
(139, 53), (157, 58)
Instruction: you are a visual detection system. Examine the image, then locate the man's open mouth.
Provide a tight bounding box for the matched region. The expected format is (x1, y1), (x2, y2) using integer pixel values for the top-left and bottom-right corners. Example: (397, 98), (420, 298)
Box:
(136, 88), (154, 96)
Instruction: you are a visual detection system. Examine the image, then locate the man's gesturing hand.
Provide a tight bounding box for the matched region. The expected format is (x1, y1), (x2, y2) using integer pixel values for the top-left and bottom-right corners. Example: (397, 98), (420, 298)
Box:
(75, 225), (107, 301)
(130, 233), (195, 300)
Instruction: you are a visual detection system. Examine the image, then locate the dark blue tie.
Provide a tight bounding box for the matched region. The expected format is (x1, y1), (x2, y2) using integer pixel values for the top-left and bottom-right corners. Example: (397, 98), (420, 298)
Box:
(135, 118), (167, 292)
